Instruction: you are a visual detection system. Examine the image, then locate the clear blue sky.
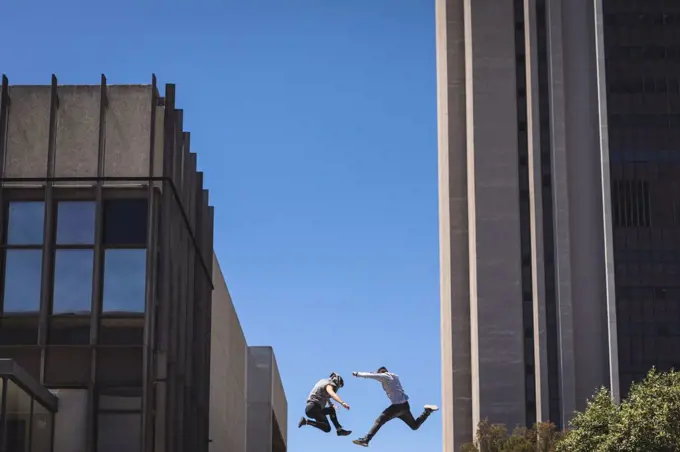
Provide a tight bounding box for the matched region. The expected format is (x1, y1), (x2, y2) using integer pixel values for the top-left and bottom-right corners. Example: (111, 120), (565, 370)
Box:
(2, 1), (441, 451)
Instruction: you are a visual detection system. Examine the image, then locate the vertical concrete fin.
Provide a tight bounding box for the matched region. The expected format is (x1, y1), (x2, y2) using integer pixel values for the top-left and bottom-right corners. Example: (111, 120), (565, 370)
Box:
(436, 0), (473, 447)
(464, 0), (526, 431)
(593, 0), (620, 404)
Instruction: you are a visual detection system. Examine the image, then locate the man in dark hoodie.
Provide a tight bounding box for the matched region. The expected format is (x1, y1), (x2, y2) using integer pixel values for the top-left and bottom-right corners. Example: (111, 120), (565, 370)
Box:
(351, 366), (438, 447)
(298, 372), (352, 436)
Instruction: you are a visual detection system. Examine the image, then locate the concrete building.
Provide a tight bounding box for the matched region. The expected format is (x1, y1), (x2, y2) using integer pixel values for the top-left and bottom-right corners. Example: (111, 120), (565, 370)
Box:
(0, 74), (287, 452)
(436, 0), (680, 449)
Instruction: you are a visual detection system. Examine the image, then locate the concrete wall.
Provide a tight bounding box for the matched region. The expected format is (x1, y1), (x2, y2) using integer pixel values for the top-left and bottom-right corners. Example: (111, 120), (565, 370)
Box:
(210, 254), (248, 452)
(2, 82), (164, 187)
(247, 346), (287, 452)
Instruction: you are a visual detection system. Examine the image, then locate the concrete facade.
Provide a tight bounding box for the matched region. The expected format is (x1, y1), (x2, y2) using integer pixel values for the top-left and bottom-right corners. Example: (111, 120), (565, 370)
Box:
(0, 75), (287, 452)
(437, 1), (619, 449)
(246, 347), (287, 452)
(209, 254), (248, 452)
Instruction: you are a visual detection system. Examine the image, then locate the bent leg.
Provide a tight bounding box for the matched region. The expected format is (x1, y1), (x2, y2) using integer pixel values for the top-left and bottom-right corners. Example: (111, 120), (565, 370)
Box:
(364, 404), (401, 441)
(322, 406), (343, 430)
(304, 403), (332, 433)
(397, 403), (432, 431)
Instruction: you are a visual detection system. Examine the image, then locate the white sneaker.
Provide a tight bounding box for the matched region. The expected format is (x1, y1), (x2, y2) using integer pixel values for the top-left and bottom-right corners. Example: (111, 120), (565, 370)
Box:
(424, 405), (439, 412)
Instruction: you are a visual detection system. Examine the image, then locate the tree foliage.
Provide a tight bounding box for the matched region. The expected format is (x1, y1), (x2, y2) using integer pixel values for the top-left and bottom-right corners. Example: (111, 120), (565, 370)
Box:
(461, 369), (680, 452)
(558, 368), (680, 452)
(461, 420), (562, 452)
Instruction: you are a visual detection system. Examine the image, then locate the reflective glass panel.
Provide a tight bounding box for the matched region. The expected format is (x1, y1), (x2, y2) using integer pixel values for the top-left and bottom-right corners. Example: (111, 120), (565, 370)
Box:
(103, 199), (147, 246)
(52, 250), (94, 314)
(56, 201), (96, 245)
(5, 380), (32, 452)
(97, 413), (141, 452)
(102, 249), (146, 313)
(31, 401), (53, 452)
(3, 250), (43, 313)
(6, 202), (45, 245)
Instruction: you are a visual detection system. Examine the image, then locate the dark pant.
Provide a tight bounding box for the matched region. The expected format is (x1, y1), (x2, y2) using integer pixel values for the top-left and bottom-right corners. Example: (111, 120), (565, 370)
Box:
(365, 402), (431, 441)
(304, 402), (343, 433)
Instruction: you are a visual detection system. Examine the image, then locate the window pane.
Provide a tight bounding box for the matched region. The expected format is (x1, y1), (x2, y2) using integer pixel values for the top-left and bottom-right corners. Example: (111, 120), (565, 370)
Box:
(5, 380), (32, 452)
(6, 201), (45, 245)
(3, 250), (43, 313)
(103, 199), (147, 246)
(97, 413), (140, 452)
(31, 401), (54, 452)
(52, 250), (93, 314)
(56, 201), (96, 245)
(102, 249), (146, 313)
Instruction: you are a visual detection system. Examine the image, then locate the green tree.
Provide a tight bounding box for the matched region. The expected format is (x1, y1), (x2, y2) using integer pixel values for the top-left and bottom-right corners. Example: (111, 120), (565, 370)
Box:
(461, 420), (562, 452)
(558, 368), (680, 452)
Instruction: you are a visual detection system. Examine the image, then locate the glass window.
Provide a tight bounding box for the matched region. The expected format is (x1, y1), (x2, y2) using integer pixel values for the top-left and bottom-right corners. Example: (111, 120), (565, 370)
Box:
(6, 201), (45, 245)
(102, 249), (146, 313)
(52, 250), (94, 314)
(56, 201), (96, 245)
(5, 380), (32, 452)
(97, 413), (141, 452)
(3, 250), (43, 313)
(103, 199), (147, 246)
(31, 400), (54, 452)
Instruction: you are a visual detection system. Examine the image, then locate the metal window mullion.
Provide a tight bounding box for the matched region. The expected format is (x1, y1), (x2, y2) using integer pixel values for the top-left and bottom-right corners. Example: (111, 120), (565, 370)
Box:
(0, 377), (7, 452)
(183, 151), (196, 450)
(27, 398), (33, 452)
(202, 202), (214, 447)
(87, 74), (108, 452)
(142, 74), (158, 452)
(158, 83), (176, 452)
(39, 76), (59, 384)
(0, 76), (9, 313)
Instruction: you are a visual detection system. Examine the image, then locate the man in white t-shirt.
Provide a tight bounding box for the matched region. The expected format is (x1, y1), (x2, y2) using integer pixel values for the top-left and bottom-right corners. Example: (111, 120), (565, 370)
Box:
(351, 366), (438, 447)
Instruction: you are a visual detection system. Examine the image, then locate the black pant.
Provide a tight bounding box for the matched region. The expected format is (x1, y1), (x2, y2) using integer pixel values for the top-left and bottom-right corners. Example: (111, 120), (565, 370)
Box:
(305, 402), (343, 433)
(365, 402), (431, 441)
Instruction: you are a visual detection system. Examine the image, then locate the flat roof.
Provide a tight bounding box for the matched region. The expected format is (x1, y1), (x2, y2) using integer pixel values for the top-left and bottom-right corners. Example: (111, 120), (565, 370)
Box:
(0, 359), (58, 412)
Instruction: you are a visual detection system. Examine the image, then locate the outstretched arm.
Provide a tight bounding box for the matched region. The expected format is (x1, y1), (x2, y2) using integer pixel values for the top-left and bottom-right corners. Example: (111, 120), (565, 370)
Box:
(352, 371), (390, 381)
(326, 385), (350, 410)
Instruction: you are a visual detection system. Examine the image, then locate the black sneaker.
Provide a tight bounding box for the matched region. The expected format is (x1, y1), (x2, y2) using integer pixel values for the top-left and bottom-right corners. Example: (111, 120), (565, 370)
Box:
(298, 417), (306, 428)
(424, 404), (439, 413)
(337, 428), (352, 436)
(352, 437), (369, 447)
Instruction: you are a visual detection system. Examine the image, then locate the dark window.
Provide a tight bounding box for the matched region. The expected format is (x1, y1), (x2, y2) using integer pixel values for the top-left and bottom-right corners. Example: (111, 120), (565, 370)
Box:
(52, 250), (94, 314)
(97, 413), (141, 452)
(103, 199), (147, 246)
(102, 249), (146, 314)
(3, 250), (43, 313)
(56, 201), (96, 245)
(6, 202), (45, 245)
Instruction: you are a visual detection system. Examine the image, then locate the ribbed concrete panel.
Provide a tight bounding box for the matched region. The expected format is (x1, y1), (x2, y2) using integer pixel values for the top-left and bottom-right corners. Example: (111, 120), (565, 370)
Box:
(104, 85), (151, 181)
(5, 86), (50, 179)
(562, 0), (610, 411)
(247, 347), (273, 452)
(54, 85), (99, 182)
(464, 0), (526, 430)
(210, 254), (247, 452)
(246, 346), (287, 452)
(545, 0), (577, 424)
(436, 0), (472, 448)
(271, 353), (287, 445)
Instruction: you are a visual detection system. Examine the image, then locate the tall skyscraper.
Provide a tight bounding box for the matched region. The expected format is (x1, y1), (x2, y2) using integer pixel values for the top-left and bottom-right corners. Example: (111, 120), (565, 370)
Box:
(436, 0), (680, 449)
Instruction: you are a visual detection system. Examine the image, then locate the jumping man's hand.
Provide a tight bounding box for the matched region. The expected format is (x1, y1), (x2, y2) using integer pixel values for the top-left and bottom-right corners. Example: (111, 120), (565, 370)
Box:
(352, 372), (358, 377)
(341, 402), (350, 410)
